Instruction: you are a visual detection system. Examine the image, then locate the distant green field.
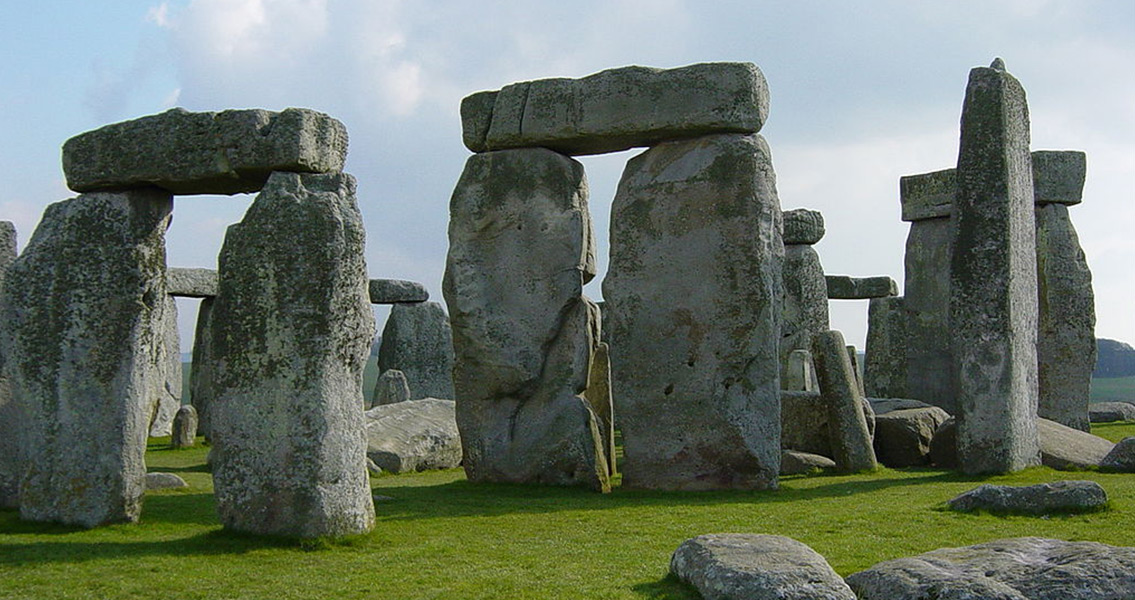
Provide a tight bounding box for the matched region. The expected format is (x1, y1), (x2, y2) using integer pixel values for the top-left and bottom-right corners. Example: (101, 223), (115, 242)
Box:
(1091, 376), (1135, 403)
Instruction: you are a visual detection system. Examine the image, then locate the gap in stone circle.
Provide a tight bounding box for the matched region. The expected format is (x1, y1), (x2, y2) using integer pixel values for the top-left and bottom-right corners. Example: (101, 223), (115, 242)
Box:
(576, 149), (639, 305)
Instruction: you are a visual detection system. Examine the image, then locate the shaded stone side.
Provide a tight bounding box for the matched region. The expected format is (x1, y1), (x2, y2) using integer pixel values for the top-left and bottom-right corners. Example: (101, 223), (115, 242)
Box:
(209, 172), (375, 537)
(583, 342), (616, 477)
(377, 301), (455, 400)
(0, 222), (18, 508)
(904, 216), (956, 412)
(950, 61), (1040, 474)
(1032, 150), (1086, 206)
(825, 275), (898, 299)
(147, 294), (182, 437)
(864, 296), (907, 398)
(781, 244), (828, 387)
(188, 297), (215, 439)
(0, 190), (171, 527)
(443, 148), (609, 491)
(604, 133), (782, 490)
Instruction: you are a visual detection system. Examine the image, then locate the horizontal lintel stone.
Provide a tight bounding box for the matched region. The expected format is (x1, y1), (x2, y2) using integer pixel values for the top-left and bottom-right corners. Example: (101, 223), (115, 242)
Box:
(826, 275), (898, 300)
(167, 268), (218, 298)
(369, 279), (428, 304)
(899, 168), (955, 222)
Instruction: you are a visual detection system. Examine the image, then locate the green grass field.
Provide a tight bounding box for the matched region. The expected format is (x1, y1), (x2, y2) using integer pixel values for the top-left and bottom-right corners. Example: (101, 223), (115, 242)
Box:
(2, 423), (1133, 599)
(1091, 375), (1135, 403)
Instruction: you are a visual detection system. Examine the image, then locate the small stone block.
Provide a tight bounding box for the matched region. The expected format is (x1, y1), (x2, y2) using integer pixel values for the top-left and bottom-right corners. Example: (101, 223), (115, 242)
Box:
(1032, 150), (1086, 205)
(369, 279), (429, 304)
(826, 275), (898, 299)
(167, 267), (218, 298)
(782, 208), (825, 245)
(900, 168), (955, 222)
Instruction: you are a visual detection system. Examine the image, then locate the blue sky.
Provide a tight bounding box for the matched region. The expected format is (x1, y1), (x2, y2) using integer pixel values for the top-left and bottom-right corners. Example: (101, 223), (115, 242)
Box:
(2, 0), (1133, 351)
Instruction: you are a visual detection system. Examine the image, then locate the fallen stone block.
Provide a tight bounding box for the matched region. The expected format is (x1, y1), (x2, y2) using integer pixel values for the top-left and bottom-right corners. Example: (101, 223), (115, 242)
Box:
(145, 472), (189, 490)
(365, 398), (461, 473)
(1100, 437), (1135, 472)
(929, 417), (1114, 470)
(873, 406), (950, 468)
(947, 480), (1107, 515)
(780, 450), (835, 475)
(1089, 401), (1135, 423)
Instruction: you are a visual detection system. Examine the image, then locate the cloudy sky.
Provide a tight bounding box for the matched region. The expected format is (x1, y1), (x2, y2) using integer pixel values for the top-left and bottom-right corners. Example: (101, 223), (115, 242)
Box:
(1, 0), (1132, 352)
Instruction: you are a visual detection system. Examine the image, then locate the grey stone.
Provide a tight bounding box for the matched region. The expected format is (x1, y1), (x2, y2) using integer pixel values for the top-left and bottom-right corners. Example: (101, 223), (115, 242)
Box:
(873, 406), (951, 468)
(928, 417), (958, 468)
(364, 398), (462, 473)
(166, 267), (217, 297)
(63, 108), (348, 195)
(869, 397), (935, 415)
(671, 534), (856, 600)
(825, 275), (898, 299)
(846, 345), (867, 399)
(847, 537), (1135, 600)
(209, 171), (375, 538)
(145, 472), (188, 490)
(812, 331), (877, 472)
(147, 294), (181, 437)
(188, 297), (216, 439)
(948, 480), (1107, 515)
(782, 349), (816, 392)
(372, 369), (411, 407)
(376, 301), (455, 400)
(1032, 150), (1086, 205)
(931, 417), (1115, 471)
(604, 133), (782, 490)
(950, 62), (1040, 474)
(583, 342), (616, 477)
(903, 215), (956, 412)
(369, 279), (429, 304)
(1090, 401), (1135, 423)
(443, 147), (609, 491)
(781, 244), (828, 384)
(0, 189), (172, 527)
(900, 168), (955, 222)
(780, 450), (836, 475)
(782, 208), (824, 245)
(170, 404), (197, 449)
(1036, 202), (1095, 431)
(466, 62), (769, 156)
(864, 296), (907, 399)
(781, 391), (830, 457)
(0, 221), (18, 508)
(1100, 437), (1135, 472)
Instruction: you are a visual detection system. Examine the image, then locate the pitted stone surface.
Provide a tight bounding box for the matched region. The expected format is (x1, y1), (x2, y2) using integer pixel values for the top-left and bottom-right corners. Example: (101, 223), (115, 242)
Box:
(604, 133), (782, 490)
(0, 221), (18, 508)
(147, 294), (181, 437)
(166, 268), (217, 297)
(1101, 437), (1135, 472)
(0, 189), (172, 527)
(930, 417), (1114, 471)
(903, 215), (955, 412)
(189, 297), (216, 438)
(825, 275), (898, 299)
(372, 369), (411, 407)
(900, 168), (955, 222)
(377, 301), (455, 400)
(864, 296), (907, 398)
(365, 398), (461, 473)
(781, 244), (828, 384)
(1032, 150), (1086, 205)
(369, 279), (429, 304)
(782, 208), (825, 245)
(464, 62), (769, 155)
(209, 171), (375, 537)
(781, 391), (830, 457)
(63, 108), (348, 195)
(948, 480), (1107, 514)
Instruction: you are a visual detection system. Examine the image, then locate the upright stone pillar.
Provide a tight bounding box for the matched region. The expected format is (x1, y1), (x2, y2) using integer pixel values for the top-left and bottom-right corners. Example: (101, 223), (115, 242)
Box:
(377, 301), (456, 400)
(0, 221), (20, 508)
(0, 190), (172, 527)
(604, 133), (783, 490)
(781, 208), (828, 389)
(812, 330), (877, 472)
(209, 172), (375, 537)
(864, 296), (907, 398)
(1033, 150), (1094, 431)
(189, 297), (216, 439)
(950, 59), (1040, 474)
(444, 148), (610, 492)
(147, 294), (181, 437)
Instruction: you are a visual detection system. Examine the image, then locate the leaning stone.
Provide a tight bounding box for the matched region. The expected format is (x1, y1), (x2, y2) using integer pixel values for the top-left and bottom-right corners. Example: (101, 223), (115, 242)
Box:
(444, 147), (609, 491)
(368, 279), (429, 304)
(780, 450), (836, 475)
(147, 294), (181, 437)
(1100, 437), (1135, 472)
(782, 208), (825, 245)
(0, 221), (19, 508)
(825, 275), (898, 299)
(864, 296), (907, 398)
(869, 397), (935, 415)
(671, 534), (856, 600)
(145, 472), (188, 490)
(604, 133), (782, 490)
(583, 342), (616, 477)
(873, 406), (951, 468)
(0, 189), (171, 527)
(950, 60), (1040, 474)
(209, 171), (375, 538)
(899, 167), (955, 222)
(847, 537), (1135, 600)
(812, 331), (877, 472)
(365, 398), (462, 473)
(63, 108), (348, 195)
(1038, 418), (1114, 470)
(372, 369), (411, 407)
(1090, 401), (1135, 423)
(903, 214), (956, 412)
(1032, 150), (1086, 205)
(948, 480), (1107, 515)
(166, 267), (218, 297)
(170, 405), (197, 449)
(469, 62), (769, 155)
(781, 244), (828, 381)
(376, 302), (455, 400)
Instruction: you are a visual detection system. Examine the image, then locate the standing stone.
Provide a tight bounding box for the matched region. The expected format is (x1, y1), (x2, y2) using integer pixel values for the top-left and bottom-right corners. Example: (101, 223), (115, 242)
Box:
(783, 349), (815, 392)
(901, 199), (956, 412)
(0, 190), (171, 527)
(376, 301), (456, 400)
(147, 294), (181, 437)
(781, 209), (828, 389)
(188, 297), (216, 439)
(604, 133), (783, 490)
(444, 148), (610, 491)
(583, 341), (616, 477)
(171, 405), (198, 449)
(372, 369), (411, 407)
(209, 171), (375, 537)
(0, 222), (19, 508)
(864, 296), (907, 398)
(950, 59), (1040, 474)
(812, 330), (877, 472)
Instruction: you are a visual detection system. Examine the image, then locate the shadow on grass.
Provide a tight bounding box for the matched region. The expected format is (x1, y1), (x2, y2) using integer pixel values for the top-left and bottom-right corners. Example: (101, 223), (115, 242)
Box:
(630, 574), (701, 600)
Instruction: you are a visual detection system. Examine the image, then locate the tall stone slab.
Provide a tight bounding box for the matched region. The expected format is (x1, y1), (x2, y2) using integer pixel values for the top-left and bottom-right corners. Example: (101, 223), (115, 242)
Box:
(147, 293), (181, 437)
(0, 221), (19, 508)
(377, 301), (456, 400)
(950, 60), (1040, 474)
(0, 190), (171, 526)
(604, 133), (783, 490)
(443, 148), (610, 491)
(208, 172), (375, 537)
(812, 331), (878, 472)
(864, 296), (907, 398)
(781, 209), (828, 389)
(188, 297), (216, 439)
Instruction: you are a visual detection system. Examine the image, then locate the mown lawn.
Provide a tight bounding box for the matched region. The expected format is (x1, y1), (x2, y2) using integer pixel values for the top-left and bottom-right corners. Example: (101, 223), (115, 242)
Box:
(1, 426), (1133, 600)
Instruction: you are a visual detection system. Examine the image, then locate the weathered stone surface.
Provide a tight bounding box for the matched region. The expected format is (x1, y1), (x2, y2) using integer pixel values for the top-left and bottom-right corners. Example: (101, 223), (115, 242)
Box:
(928, 417), (958, 468)
(847, 537), (1135, 600)
(1036, 202), (1095, 431)
(145, 472), (188, 490)
(903, 215), (956, 412)
(671, 534), (856, 600)
(376, 301), (455, 400)
(950, 62), (1040, 474)
(783, 349), (816, 392)
(1090, 401), (1135, 423)
(782, 208), (824, 245)
(0, 189), (171, 527)
(932, 417), (1115, 471)
(869, 397), (935, 415)
(0, 221), (18, 508)
(583, 342), (616, 477)
(846, 345), (868, 400)
(369, 279), (429, 304)
(1032, 150), (1086, 205)
(364, 398), (461, 473)
(781, 391), (830, 456)
(1100, 437), (1135, 472)
(466, 62), (769, 155)
(443, 147), (609, 491)
(372, 369), (411, 407)
(147, 294), (181, 437)
(812, 331), (877, 472)
(604, 133), (782, 490)
(171, 405), (197, 449)
(209, 171), (375, 537)
(900, 168), (955, 222)
(780, 450), (835, 475)
(63, 108), (348, 195)
(781, 244), (828, 385)
(864, 296), (907, 399)
(948, 480), (1107, 515)
(188, 297), (216, 439)
(873, 406), (951, 468)
(166, 267), (217, 298)
(825, 275), (898, 299)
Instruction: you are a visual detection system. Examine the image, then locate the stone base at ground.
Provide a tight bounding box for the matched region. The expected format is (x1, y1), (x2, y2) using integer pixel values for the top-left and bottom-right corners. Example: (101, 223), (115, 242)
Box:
(780, 450), (836, 475)
(1090, 401), (1135, 423)
(1101, 437), (1135, 472)
(929, 417), (1115, 470)
(873, 406), (950, 467)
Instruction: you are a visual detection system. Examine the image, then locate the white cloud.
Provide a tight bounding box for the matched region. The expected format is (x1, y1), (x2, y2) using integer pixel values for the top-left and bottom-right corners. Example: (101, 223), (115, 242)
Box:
(146, 3), (172, 28)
